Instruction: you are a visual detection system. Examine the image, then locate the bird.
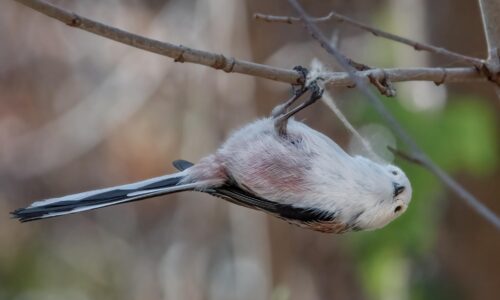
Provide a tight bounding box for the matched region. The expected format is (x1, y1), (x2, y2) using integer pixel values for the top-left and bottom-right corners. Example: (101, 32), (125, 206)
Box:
(11, 82), (412, 233)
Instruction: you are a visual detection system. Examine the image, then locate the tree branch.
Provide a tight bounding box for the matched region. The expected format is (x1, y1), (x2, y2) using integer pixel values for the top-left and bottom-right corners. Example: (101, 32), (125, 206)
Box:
(479, 0), (500, 82)
(13, 0), (489, 91)
(387, 147), (424, 165)
(288, 0), (500, 230)
(254, 11), (486, 68)
(13, 0), (302, 85)
(322, 67), (484, 87)
(479, 0), (500, 59)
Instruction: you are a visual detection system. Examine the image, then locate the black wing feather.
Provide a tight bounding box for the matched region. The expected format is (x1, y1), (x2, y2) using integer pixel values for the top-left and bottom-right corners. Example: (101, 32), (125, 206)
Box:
(172, 160), (194, 171)
(211, 185), (336, 222)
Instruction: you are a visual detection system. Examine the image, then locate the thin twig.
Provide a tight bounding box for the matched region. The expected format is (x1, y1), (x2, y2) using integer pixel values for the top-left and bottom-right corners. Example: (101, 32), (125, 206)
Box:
(254, 11), (486, 68)
(478, 0), (500, 83)
(254, 14), (370, 71)
(387, 146), (424, 165)
(478, 0), (500, 60)
(323, 91), (378, 161)
(288, 0), (500, 230)
(389, 147), (500, 230)
(12, 0), (490, 91)
(254, 13), (333, 24)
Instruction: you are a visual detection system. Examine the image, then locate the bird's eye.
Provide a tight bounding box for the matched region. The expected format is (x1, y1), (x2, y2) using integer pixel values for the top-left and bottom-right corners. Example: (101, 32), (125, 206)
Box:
(391, 170), (398, 175)
(394, 205), (402, 213)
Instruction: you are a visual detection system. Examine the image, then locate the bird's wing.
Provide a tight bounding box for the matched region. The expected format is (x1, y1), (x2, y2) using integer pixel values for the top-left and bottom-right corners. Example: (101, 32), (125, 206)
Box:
(210, 185), (336, 222)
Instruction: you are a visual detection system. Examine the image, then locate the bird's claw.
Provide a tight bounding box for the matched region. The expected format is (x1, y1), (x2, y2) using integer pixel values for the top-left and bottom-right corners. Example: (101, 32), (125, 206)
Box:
(307, 80), (324, 101)
(273, 69), (324, 137)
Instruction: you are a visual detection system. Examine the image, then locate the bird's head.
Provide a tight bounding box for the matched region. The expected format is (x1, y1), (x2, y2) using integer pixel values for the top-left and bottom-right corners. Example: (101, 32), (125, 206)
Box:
(353, 160), (413, 231)
(385, 164), (412, 215)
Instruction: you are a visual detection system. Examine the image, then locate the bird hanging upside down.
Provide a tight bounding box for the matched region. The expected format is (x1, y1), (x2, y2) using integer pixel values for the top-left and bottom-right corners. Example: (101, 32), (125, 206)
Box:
(11, 81), (412, 233)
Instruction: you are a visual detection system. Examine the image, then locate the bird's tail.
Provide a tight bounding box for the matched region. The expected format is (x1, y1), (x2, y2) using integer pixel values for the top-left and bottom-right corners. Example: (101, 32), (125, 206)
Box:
(11, 171), (196, 222)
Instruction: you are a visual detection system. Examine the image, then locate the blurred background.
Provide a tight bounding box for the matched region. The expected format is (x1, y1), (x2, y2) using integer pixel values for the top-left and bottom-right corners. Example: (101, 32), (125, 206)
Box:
(1, 0), (499, 299)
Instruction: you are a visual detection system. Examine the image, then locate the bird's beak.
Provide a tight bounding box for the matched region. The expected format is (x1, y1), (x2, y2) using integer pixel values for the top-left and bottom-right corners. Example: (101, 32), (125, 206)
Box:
(393, 183), (405, 197)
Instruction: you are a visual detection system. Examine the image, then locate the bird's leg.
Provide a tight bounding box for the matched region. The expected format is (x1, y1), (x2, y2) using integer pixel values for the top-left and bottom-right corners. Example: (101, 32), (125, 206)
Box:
(271, 66), (309, 119)
(271, 85), (308, 119)
(280, 82), (323, 121)
(274, 81), (324, 136)
(273, 86), (307, 137)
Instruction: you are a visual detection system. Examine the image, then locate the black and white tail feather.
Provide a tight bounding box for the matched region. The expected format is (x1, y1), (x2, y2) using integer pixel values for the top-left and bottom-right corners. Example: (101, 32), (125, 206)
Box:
(11, 161), (196, 222)
(11, 159), (337, 225)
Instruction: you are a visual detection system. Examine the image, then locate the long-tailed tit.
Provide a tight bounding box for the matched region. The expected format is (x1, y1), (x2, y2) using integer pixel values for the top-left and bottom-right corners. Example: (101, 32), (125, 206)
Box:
(11, 82), (412, 233)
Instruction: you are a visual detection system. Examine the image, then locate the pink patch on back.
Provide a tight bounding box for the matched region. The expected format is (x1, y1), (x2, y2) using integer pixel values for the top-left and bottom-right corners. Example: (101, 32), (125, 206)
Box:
(242, 153), (307, 194)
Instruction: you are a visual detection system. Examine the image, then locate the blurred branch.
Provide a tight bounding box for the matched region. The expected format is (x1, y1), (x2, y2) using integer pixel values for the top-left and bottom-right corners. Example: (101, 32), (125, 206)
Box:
(288, 0), (500, 230)
(254, 11), (486, 69)
(2, 1), (174, 178)
(478, 0), (500, 83)
(2, 45), (170, 178)
(387, 146), (425, 165)
(388, 147), (500, 230)
(479, 0), (500, 59)
(13, 0), (491, 91)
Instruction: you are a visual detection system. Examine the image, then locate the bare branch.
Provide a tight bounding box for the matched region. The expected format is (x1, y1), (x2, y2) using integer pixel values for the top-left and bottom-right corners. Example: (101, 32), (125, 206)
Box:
(322, 67), (484, 87)
(13, 0), (490, 91)
(254, 13), (332, 24)
(479, 0), (500, 83)
(288, 0), (500, 230)
(13, 0), (302, 85)
(479, 0), (500, 60)
(254, 11), (486, 68)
